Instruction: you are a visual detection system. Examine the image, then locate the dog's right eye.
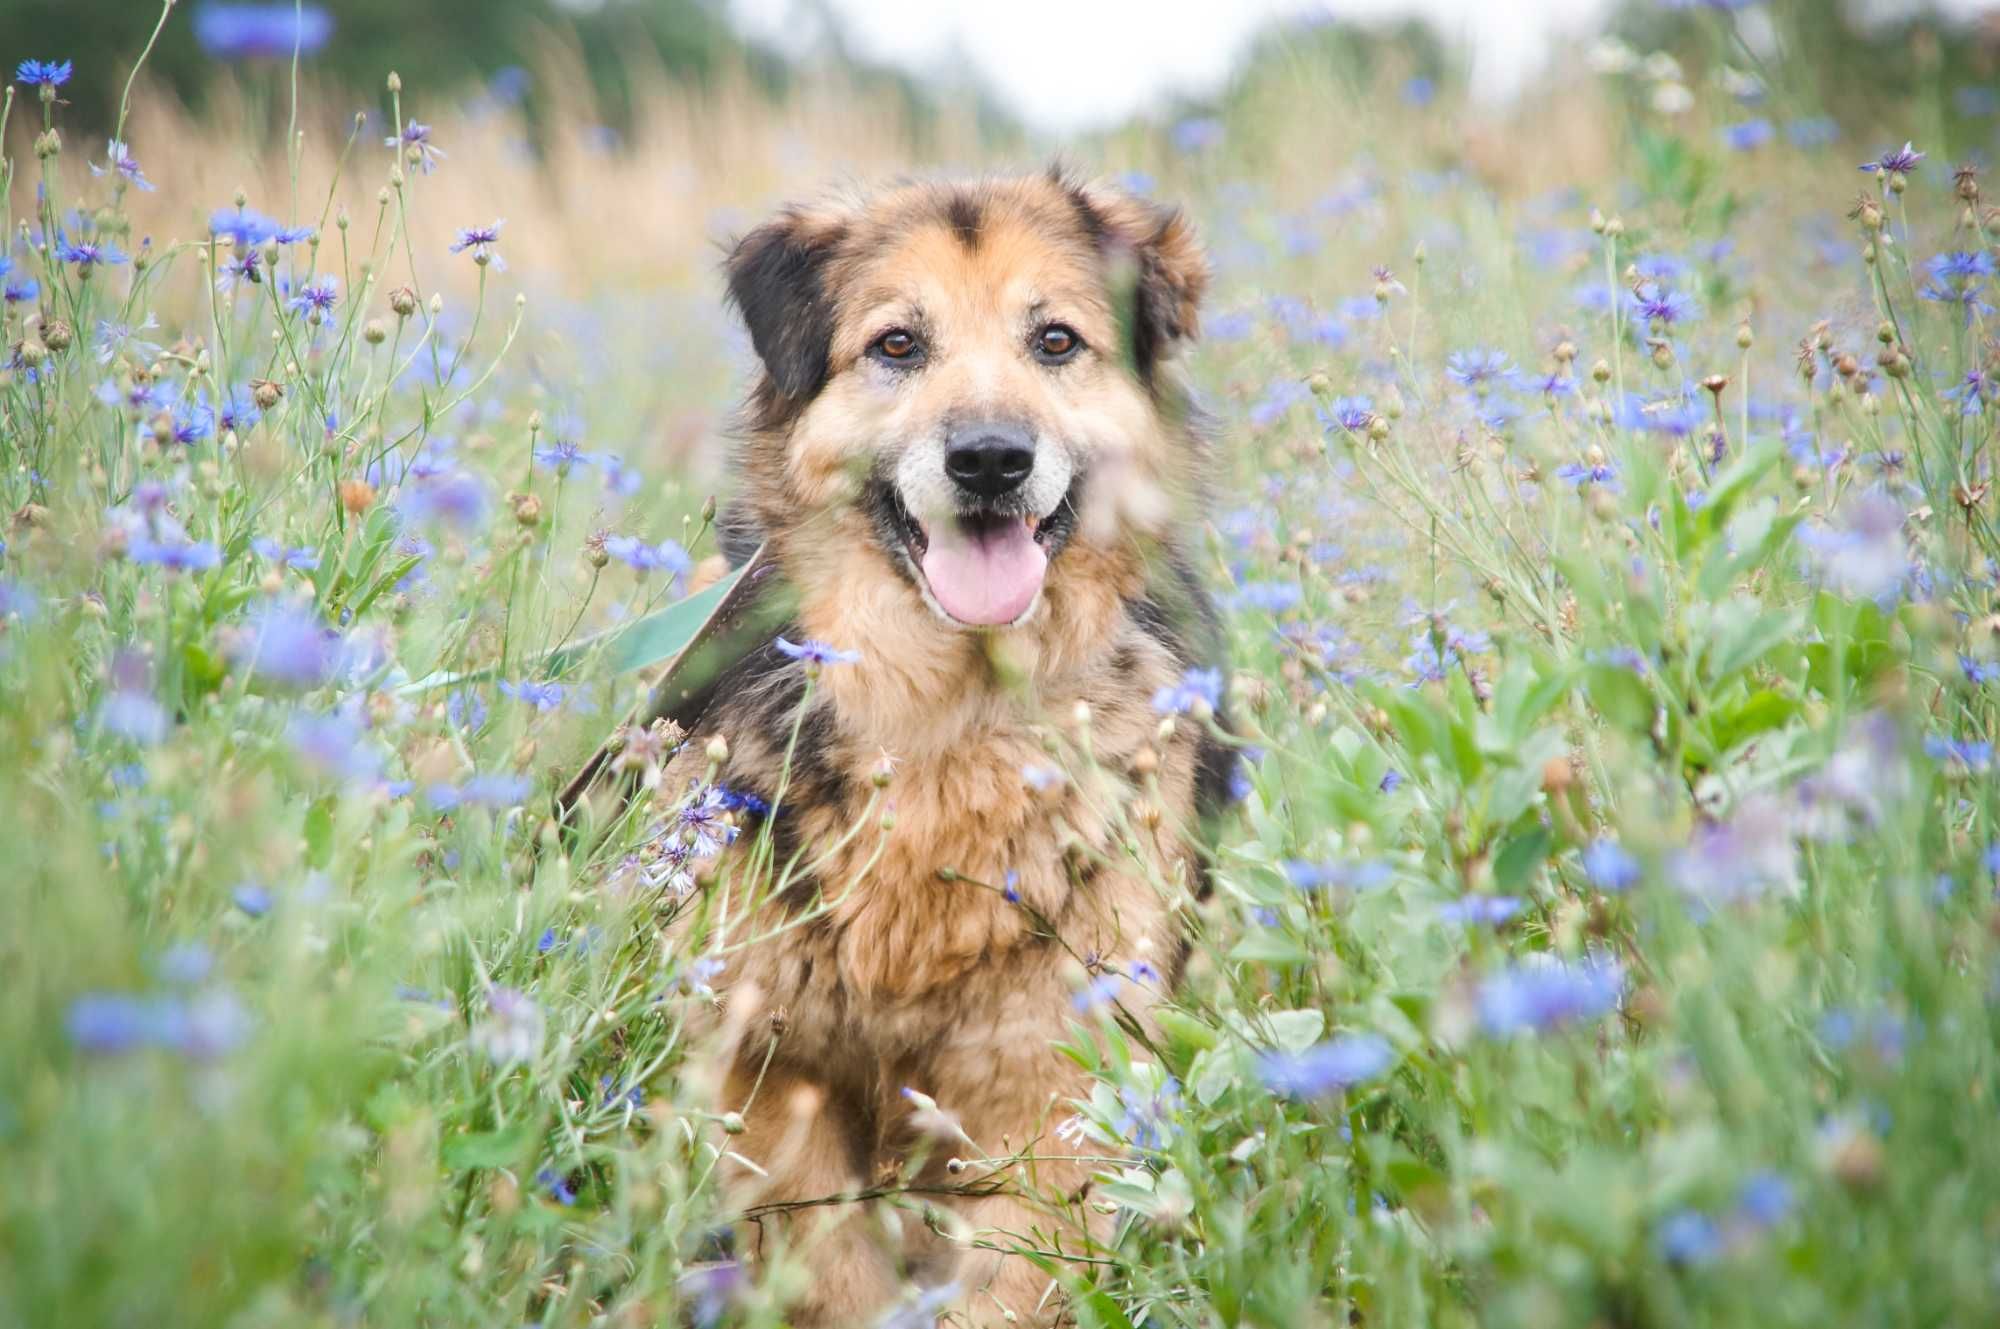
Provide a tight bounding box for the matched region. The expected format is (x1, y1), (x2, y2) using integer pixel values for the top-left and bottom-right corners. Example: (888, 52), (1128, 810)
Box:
(870, 329), (923, 365)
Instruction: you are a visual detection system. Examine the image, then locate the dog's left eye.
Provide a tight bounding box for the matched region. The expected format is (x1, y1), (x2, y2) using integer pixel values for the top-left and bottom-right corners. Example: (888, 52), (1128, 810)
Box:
(1034, 323), (1082, 363)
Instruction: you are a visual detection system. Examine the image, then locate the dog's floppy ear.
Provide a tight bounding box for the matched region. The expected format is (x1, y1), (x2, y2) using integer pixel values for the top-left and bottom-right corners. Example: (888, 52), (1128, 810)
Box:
(724, 206), (847, 404)
(1071, 181), (1210, 380)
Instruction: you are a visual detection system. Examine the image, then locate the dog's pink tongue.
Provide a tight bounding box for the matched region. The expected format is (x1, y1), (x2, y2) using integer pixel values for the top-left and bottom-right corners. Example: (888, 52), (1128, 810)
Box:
(920, 518), (1047, 626)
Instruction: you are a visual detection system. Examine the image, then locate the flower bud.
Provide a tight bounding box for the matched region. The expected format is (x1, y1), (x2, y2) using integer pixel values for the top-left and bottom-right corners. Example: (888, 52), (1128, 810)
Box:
(1591, 358), (1611, 384)
(34, 129), (60, 159)
(1735, 321), (1753, 349)
(363, 319), (387, 345)
(583, 533), (609, 568)
(386, 71), (402, 93)
(340, 479), (377, 515)
(706, 736), (730, 765)
(252, 378), (283, 410)
(510, 492), (542, 527)
(389, 286), (418, 318)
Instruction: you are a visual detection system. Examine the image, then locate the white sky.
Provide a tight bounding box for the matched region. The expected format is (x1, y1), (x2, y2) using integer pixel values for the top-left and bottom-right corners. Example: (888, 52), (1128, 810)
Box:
(726, 0), (1997, 132)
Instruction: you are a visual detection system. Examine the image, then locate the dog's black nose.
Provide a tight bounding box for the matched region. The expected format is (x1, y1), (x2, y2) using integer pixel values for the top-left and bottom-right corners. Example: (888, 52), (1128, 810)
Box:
(944, 422), (1034, 500)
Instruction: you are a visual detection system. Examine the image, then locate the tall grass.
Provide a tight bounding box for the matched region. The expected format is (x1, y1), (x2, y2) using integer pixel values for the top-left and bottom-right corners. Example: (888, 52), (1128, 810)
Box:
(4, 8), (2000, 1327)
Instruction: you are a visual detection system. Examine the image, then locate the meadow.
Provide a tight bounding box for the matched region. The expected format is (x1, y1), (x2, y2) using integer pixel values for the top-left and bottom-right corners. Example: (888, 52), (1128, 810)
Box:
(5, 7), (2000, 1326)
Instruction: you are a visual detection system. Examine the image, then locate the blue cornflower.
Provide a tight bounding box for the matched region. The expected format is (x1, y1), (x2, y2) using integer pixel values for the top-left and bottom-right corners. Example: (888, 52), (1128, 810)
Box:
(1114, 1078), (1181, 1149)
(217, 388), (262, 434)
(532, 438), (594, 471)
(57, 236), (129, 272)
(1152, 665), (1223, 716)
(0, 578), (31, 623)
(1477, 956), (1623, 1037)
(1282, 859), (1392, 892)
(210, 204), (280, 246)
(603, 535), (691, 576)
(90, 140), (155, 191)
(1919, 277), (1996, 324)
(1582, 838), (1641, 892)
(1926, 251), (1997, 283)
(459, 773), (534, 807)
(449, 219), (505, 269)
(1943, 370), (1993, 415)
(499, 679), (566, 711)
(235, 602), (341, 688)
(534, 1167), (577, 1206)
(233, 883), (273, 917)
(1318, 395), (1375, 433)
(1735, 1172), (1794, 1229)
(5, 275), (39, 304)
(1445, 348), (1513, 391)
(1439, 896), (1523, 927)
(68, 993), (166, 1054)
(249, 538), (318, 570)
(1555, 460), (1621, 491)
(287, 276), (338, 318)
(1960, 654), (2000, 686)
(774, 636), (861, 667)
(170, 401), (214, 446)
(1257, 1033), (1393, 1098)
(388, 120), (446, 173)
(1629, 282), (1697, 327)
(130, 539), (222, 572)
(214, 251), (261, 292)
(1378, 769), (1403, 794)
(1923, 735), (1993, 773)
(288, 711), (382, 784)
(16, 59), (72, 88)
(1171, 116), (1223, 153)
(1860, 141), (1924, 175)
(194, 5), (333, 59)
(675, 783), (738, 858)
(1785, 116), (1840, 148)
(1722, 118), (1773, 151)
(1658, 1210), (1723, 1265)
(1228, 579), (1303, 614)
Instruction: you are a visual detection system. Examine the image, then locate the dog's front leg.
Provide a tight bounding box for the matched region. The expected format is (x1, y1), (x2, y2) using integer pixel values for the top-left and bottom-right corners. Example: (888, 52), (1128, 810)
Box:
(721, 1061), (901, 1326)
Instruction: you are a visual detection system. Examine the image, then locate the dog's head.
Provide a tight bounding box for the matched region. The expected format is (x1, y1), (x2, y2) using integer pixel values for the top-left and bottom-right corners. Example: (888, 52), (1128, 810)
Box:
(724, 171), (1209, 630)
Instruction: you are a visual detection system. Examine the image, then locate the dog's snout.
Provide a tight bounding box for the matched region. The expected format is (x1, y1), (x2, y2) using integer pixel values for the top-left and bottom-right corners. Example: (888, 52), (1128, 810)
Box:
(943, 422), (1035, 500)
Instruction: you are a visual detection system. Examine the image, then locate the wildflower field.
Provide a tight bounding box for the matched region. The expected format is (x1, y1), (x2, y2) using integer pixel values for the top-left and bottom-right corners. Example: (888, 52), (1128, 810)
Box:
(7, 5), (2000, 1326)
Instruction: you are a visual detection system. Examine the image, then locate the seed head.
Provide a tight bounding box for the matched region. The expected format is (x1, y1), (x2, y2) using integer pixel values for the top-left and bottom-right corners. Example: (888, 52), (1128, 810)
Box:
(252, 378), (283, 410)
(389, 286), (417, 318)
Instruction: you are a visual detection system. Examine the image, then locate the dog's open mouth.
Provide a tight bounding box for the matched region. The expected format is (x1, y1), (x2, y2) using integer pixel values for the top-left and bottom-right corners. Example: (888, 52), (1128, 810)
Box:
(885, 494), (1055, 627)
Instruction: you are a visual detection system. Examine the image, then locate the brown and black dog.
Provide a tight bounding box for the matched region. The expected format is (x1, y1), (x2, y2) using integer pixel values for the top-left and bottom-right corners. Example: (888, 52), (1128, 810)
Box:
(642, 170), (1234, 1326)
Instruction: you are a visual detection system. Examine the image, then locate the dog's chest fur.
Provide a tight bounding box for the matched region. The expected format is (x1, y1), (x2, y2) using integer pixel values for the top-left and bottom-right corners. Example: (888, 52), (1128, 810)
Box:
(672, 613), (1201, 1070)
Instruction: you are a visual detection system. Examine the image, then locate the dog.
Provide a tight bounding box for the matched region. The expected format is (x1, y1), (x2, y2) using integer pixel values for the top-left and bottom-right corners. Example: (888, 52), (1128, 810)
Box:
(632, 169), (1234, 1327)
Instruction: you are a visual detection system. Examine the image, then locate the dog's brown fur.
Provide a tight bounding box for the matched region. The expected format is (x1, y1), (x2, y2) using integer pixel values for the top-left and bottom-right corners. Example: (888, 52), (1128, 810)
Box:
(654, 170), (1231, 1326)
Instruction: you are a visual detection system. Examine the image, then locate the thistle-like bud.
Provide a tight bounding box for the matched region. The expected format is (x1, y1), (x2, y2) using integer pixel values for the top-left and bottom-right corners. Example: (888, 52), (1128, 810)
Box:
(510, 492), (542, 527)
(386, 71), (402, 93)
(363, 319), (387, 345)
(389, 286), (418, 318)
(1553, 339), (1577, 364)
(252, 378), (284, 410)
(1956, 163), (1981, 202)
(705, 736), (730, 765)
(33, 129), (60, 160)
(15, 339), (47, 368)
(1875, 321), (1895, 345)
(1591, 358), (1611, 385)
(583, 532), (609, 568)
(428, 293), (443, 316)
(341, 478), (377, 514)
(1649, 339), (1675, 371)
(1735, 321), (1753, 350)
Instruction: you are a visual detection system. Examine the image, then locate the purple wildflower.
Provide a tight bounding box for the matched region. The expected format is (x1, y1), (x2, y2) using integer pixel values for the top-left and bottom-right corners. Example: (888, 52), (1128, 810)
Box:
(1258, 1033), (1393, 1098)
(499, 679), (566, 711)
(1152, 665), (1223, 716)
(603, 535), (691, 576)
(1859, 141), (1924, 175)
(1476, 955), (1623, 1037)
(57, 236), (129, 272)
(15, 60), (72, 88)
(286, 276), (338, 319)
(1581, 838), (1641, 892)
(388, 120), (445, 173)
(91, 140), (155, 191)
(1439, 896), (1524, 927)
(194, 5), (333, 59)
(1445, 348), (1513, 391)
(235, 602), (342, 688)
(774, 636), (861, 667)
(449, 219), (506, 269)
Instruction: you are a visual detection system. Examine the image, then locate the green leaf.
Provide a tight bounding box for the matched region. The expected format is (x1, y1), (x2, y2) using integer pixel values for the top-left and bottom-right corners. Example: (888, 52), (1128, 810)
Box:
(441, 1123), (539, 1171)
(303, 797), (336, 870)
(1704, 603), (1805, 687)
(1260, 1009), (1326, 1052)
(397, 563), (746, 695)
(1705, 688), (1802, 755)
(1493, 824), (1552, 891)
(1584, 663), (1655, 736)
(1076, 1288), (1137, 1329)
